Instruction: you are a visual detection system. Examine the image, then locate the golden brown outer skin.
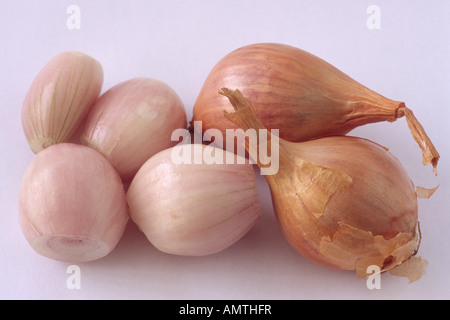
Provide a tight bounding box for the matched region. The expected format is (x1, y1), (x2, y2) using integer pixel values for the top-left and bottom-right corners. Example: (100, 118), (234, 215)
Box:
(269, 136), (418, 270)
(220, 87), (421, 275)
(193, 43), (401, 143)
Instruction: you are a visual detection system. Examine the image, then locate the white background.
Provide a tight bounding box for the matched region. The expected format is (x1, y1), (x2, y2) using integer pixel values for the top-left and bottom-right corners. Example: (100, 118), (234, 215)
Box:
(1, 0), (449, 299)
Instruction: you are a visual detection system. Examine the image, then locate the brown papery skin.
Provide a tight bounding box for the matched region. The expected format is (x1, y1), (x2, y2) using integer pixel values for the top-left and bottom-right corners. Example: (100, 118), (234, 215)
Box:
(194, 43), (439, 173)
(221, 88), (419, 274)
(272, 137), (418, 270)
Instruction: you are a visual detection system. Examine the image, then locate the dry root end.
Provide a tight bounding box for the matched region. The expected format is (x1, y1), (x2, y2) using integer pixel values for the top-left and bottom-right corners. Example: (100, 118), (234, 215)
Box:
(319, 222), (422, 280)
(387, 256), (428, 283)
(386, 221), (427, 283)
(29, 135), (56, 154)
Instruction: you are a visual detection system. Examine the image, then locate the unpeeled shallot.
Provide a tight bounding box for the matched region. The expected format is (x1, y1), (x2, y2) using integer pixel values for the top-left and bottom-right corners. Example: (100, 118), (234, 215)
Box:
(194, 43), (439, 174)
(220, 88), (429, 281)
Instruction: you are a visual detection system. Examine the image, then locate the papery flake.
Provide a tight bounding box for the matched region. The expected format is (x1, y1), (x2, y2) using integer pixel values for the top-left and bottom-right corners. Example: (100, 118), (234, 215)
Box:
(319, 222), (419, 279)
(416, 185), (439, 199)
(388, 256), (428, 283)
(292, 159), (352, 219)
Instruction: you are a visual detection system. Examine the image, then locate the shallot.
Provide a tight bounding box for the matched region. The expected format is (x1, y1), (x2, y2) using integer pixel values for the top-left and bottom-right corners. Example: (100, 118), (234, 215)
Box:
(220, 88), (429, 281)
(194, 43), (439, 174)
(126, 144), (261, 256)
(22, 51), (103, 153)
(18, 143), (129, 262)
(81, 77), (187, 181)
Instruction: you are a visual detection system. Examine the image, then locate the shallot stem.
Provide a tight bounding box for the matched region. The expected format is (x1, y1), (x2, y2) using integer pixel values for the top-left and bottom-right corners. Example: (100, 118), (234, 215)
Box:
(401, 106), (440, 175)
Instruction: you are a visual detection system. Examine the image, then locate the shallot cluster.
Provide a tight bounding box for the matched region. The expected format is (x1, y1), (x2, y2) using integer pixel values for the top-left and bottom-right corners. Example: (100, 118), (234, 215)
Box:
(19, 51), (260, 262)
(17, 44), (439, 284)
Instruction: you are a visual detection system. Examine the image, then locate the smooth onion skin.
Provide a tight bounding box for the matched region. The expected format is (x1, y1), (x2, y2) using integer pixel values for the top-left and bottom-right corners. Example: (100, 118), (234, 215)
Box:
(127, 144), (261, 256)
(18, 143), (129, 262)
(81, 78), (187, 182)
(193, 43), (401, 144)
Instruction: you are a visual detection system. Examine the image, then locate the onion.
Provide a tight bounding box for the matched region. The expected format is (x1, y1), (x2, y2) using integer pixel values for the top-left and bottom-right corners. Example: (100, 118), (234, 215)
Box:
(126, 144), (261, 256)
(193, 43), (439, 174)
(18, 143), (129, 262)
(22, 51), (103, 153)
(81, 77), (187, 182)
(220, 88), (429, 281)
